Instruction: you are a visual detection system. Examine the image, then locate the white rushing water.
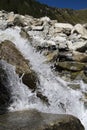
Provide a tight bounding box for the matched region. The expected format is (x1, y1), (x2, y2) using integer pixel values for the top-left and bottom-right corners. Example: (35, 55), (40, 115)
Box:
(0, 60), (37, 111)
(0, 27), (87, 129)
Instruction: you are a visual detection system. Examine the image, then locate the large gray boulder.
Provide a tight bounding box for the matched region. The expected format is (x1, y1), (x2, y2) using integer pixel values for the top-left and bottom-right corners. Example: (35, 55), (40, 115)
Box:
(0, 109), (84, 130)
(0, 40), (38, 90)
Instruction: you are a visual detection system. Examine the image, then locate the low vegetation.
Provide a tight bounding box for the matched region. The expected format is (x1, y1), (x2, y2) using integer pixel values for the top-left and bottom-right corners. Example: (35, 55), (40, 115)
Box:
(0, 0), (87, 24)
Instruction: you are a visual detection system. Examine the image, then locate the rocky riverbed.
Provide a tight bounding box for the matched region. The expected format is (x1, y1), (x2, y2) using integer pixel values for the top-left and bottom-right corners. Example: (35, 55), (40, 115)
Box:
(1, 10), (87, 84)
(0, 10), (87, 129)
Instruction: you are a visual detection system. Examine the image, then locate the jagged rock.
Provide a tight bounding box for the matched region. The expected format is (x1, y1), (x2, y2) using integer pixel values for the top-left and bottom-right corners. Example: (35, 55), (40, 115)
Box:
(51, 35), (66, 43)
(46, 40), (56, 46)
(0, 11), (7, 21)
(71, 71), (87, 83)
(40, 16), (51, 23)
(76, 42), (87, 52)
(68, 33), (82, 43)
(58, 42), (68, 51)
(54, 23), (73, 30)
(68, 83), (80, 90)
(31, 19), (43, 26)
(36, 41), (57, 52)
(0, 40), (38, 90)
(36, 91), (49, 105)
(13, 15), (26, 27)
(67, 41), (87, 51)
(55, 61), (85, 72)
(20, 28), (32, 41)
(32, 25), (44, 31)
(62, 28), (71, 36)
(72, 51), (87, 62)
(7, 12), (15, 22)
(43, 22), (50, 37)
(0, 19), (7, 30)
(45, 50), (58, 62)
(0, 109), (84, 130)
(58, 51), (73, 61)
(71, 24), (87, 39)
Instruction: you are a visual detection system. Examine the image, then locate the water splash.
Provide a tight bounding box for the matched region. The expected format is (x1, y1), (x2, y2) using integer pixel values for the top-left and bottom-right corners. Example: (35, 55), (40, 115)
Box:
(0, 60), (37, 111)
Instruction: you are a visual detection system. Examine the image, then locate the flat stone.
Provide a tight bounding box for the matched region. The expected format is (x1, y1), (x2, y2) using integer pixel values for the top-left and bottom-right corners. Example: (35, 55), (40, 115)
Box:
(0, 109), (84, 130)
(54, 23), (73, 30)
(72, 51), (87, 62)
(32, 25), (44, 31)
(55, 61), (85, 72)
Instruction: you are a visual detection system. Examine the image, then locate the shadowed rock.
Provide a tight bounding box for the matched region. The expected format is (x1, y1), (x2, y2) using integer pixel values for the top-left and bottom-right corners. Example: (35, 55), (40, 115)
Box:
(0, 40), (38, 90)
(0, 109), (84, 130)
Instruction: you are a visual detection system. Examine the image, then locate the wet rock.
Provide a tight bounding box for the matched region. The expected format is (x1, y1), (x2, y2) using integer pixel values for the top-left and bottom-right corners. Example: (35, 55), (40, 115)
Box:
(55, 61), (85, 72)
(0, 109), (84, 130)
(68, 83), (80, 90)
(22, 72), (38, 90)
(71, 71), (87, 83)
(0, 40), (38, 90)
(0, 61), (11, 114)
(20, 28), (32, 41)
(36, 91), (49, 105)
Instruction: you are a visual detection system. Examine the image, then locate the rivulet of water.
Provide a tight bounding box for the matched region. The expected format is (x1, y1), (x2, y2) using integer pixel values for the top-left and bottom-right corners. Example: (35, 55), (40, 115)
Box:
(0, 27), (87, 129)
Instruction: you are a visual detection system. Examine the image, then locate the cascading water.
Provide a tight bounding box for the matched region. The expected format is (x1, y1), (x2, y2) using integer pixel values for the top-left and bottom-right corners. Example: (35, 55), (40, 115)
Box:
(0, 60), (37, 111)
(0, 27), (87, 129)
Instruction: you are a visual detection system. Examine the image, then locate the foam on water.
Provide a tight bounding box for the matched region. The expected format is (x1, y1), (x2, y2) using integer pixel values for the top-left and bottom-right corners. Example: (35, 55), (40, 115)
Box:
(0, 27), (87, 129)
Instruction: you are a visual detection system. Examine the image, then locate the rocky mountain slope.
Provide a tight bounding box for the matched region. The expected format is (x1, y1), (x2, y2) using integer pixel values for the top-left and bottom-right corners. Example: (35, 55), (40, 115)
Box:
(0, 0), (87, 24)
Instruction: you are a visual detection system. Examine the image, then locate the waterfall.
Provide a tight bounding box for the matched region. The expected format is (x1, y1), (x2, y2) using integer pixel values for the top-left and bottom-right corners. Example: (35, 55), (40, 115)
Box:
(0, 27), (87, 129)
(0, 60), (38, 111)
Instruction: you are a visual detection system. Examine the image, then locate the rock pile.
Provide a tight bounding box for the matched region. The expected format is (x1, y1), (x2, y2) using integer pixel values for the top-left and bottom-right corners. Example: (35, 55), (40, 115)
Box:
(0, 10), (87, 95)
(0, 9), (87, 98)
(3, 10), (87, 84)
